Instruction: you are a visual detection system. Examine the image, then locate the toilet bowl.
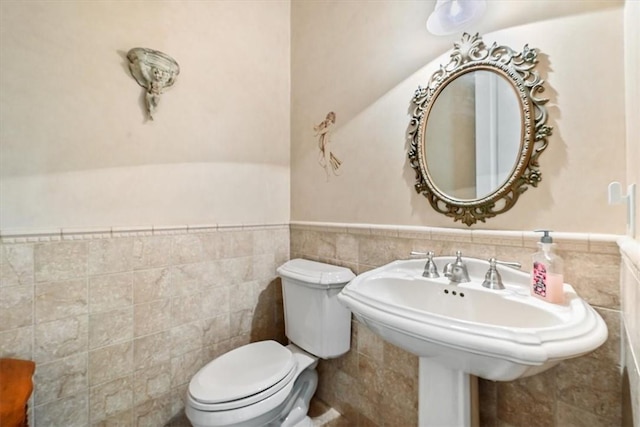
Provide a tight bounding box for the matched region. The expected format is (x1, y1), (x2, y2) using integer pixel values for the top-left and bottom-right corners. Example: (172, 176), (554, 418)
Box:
(185, 259), (355, 427)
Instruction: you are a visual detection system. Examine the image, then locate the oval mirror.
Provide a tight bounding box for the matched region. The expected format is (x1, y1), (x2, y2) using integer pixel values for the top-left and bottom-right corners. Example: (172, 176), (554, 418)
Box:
(408, 33), (552, 226)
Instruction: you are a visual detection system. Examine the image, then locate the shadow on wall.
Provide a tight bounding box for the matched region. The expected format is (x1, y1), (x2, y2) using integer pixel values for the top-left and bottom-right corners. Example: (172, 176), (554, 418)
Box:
(251, 278), (287, 345)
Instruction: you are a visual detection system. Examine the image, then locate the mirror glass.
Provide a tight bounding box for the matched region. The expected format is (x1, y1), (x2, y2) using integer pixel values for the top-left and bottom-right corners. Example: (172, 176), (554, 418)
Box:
(424, 70), (522, 200)
(408, 33), (552, 226)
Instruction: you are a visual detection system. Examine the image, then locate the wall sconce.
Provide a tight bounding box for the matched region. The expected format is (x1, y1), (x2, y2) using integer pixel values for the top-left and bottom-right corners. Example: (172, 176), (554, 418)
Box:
(426, 0), (486, 35)
(127, 48), (180, 120)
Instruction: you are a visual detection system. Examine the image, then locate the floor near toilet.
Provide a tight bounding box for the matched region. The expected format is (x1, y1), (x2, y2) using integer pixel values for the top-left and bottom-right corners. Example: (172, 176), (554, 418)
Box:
(164, 398), (350, 427)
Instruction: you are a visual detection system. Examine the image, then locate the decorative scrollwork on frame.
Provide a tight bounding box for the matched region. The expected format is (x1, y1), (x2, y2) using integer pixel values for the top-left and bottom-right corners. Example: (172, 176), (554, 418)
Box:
(408, 33), (552, 226)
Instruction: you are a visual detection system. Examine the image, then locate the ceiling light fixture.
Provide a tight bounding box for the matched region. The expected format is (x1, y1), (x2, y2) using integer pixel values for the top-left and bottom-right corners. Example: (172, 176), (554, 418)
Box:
(426, 0), (487, 36)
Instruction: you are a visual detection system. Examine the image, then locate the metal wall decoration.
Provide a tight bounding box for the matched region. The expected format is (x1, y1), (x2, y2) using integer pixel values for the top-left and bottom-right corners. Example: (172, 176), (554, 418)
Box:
(127, 48), (180, 120)
(314, 111), (343, 180)
(408, 33), (553, 226)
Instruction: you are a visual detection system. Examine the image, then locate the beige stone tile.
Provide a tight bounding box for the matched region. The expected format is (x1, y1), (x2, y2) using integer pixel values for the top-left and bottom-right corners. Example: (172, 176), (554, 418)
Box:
(478, 378), (498, 427)
(0, 285), (33, 331)
(134, 361), (171, 405)
(1, 244), (34, 287)
(229, 333), (250, 348)
(589, 234), (621, 255)
(563, 251), (620, 309)
(35, 279), (87, 323)
(89, 341), (134, 386)
(358, 236), (412, 267)
(91, 409), (133, 427)
(230, 309), (253, 337)
(431, 228), (473, 243)
(219, 230), (253, 259)
(383, 341), (418, 379)
(335, 233), (359, 264)
(471, 230), (524, 247)
(202, 339), (233, 362)
(134, 392), (172, 427)
(251, 229), (273, 256)
(134, 299), (171, 337)
(132, 268), (171, 304)
(556, 400), (621, 427)
(34, 241), (87, 283)
(293, 229), (323, 258)
(252, 253), (277, 281)
(316, 232), (337, 260)
(171, 293), (205, 327)
(381, 366), (418, 412)
(34, 352), (87, 405)
(88, 238), (134, 275)
(34, 315), (88, 363)
(169, 384), (189, 422)
(172, 233), (210, 265)
(357, 354), (384, 396)
(35, 392), (89, 427)
(89, 307), (134, 349)
(89, 375), (134, 424)
(556, 350), (622, 421)
(169, 263), (209, 297)
(229, 281), (255, 312)
(131, 236), (172, 270)
(218, 257), (253, 286)
(170, 348), (203, 388)
(335, 329), (358, 379)
(89, 272), (133, 313)
(356, 323), (384, 362)
(200, 285), (230, 317)
(0, 326), (32, 359)
(381, 403), (418, 427)
(134, 331), (171, 371)
(201, 314), (230, 345)
(170, 321), (203, 357)
(369, 226), (398, 238)
(496, 368), (556, 427)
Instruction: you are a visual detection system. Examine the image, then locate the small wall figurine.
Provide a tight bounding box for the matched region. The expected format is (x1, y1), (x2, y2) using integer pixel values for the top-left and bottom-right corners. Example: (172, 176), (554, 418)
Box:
(127, 48), (180, 120)
(314, 111), (343, 180)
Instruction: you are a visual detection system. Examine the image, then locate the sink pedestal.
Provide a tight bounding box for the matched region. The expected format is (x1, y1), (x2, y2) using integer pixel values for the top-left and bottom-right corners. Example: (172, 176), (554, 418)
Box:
(419, 358), (478, 427)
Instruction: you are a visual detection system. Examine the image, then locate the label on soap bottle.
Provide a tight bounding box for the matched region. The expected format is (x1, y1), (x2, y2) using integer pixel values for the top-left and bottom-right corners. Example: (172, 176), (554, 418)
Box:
(532, 261), (547, 297)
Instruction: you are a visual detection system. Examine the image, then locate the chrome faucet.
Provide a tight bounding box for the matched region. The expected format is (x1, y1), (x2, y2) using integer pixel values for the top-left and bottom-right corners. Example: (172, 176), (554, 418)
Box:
(443, 251), (470, 283)
(482, 258), (522, 290)
(410, 251), (439, 278)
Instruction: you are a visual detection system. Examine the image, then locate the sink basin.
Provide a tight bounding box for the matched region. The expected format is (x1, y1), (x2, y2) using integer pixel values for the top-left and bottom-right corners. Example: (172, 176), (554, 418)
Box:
(337, 256), (608, 382)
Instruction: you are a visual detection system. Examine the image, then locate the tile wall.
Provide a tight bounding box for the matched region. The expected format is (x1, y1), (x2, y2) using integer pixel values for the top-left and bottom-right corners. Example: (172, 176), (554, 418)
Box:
(290, 222), (624, 427)
(0, 225), (289, 426)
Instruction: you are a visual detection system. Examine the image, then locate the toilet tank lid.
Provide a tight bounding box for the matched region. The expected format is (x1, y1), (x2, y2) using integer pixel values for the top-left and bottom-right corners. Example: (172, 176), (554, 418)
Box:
(277, 259), (355, 287)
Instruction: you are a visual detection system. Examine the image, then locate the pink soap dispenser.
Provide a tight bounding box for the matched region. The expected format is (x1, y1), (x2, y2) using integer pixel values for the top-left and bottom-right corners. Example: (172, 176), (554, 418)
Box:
(531, 230), (565, 304)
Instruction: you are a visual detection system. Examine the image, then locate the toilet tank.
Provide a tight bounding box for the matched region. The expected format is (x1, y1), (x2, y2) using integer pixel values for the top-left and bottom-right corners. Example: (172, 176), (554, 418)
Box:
(277, 259), (355, 358)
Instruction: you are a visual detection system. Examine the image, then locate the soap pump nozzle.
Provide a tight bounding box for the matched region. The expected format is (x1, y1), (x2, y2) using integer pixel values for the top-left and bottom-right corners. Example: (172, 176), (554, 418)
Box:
(534, 229), (554, 244)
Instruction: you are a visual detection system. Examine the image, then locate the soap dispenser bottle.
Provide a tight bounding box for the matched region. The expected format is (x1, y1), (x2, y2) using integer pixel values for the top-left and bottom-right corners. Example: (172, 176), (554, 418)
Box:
(531, 230), (565, 304)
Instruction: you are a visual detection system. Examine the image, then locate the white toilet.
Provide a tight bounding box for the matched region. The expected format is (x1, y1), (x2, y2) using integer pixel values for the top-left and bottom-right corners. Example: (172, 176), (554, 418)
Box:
(185, 258), (355, 427)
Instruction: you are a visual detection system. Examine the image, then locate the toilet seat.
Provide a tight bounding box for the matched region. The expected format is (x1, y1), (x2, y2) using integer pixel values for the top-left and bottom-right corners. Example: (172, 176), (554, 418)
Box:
(188, 341), (296, 411)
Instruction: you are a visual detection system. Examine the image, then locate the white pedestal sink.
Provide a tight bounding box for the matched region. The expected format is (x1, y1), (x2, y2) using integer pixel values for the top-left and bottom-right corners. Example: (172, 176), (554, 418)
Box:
(337, 256), (608, 426)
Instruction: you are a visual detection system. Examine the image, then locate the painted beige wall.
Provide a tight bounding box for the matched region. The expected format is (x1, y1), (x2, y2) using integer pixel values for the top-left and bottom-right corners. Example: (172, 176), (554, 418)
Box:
(625, 0), (640, 240)
(0, 1), (290, 230)
(291, 0), (627, 233)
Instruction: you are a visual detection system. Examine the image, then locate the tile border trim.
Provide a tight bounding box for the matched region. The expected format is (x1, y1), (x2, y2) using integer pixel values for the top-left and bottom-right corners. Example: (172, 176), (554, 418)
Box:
(290, 221), (623, 253)
(0, 223), (289, 243)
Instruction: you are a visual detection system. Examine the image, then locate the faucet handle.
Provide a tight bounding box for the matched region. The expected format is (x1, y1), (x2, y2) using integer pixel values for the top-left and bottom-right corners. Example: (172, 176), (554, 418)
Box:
(410, 251), (432, 258)
(482, 258), (522, 290)
(409, 251), (439, 278)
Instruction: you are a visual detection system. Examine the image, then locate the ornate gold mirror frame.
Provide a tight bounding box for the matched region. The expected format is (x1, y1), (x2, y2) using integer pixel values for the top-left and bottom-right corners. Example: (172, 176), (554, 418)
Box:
(408, 33), (552, 226)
